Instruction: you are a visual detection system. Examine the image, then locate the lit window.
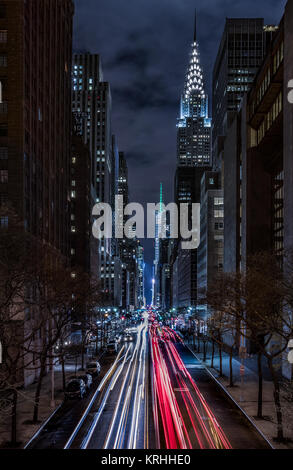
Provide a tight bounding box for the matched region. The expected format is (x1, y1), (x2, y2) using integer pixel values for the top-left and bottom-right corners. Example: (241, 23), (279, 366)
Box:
(214, 198), (223, 206)
(214, 210), (224, 218)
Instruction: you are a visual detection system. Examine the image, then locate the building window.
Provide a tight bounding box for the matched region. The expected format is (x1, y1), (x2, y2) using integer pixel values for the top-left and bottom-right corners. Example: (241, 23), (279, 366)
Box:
(0, 147), (7, 159)
(0, 55), (7, 67)
(0, 216), (8, 227)
(0, 169), (8, 183)
(0, 30), (7, 43)
(0, 124), (7, 136)
(214, 210), (224, 218)
(0, 193), (7, 204)
(215, 222), (224, 230)
(214, 197), (224, 206)
(71, 191), (76, 199)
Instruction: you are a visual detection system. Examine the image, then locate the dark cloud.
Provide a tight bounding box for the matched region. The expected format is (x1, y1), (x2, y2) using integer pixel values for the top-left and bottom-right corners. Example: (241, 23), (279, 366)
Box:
(73, 0), (287, 298)
(110, 47), (150, 71)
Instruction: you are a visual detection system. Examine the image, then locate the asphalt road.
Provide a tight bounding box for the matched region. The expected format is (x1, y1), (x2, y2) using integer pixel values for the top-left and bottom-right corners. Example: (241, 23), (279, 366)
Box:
(27, 321), (271, 450)
(175, 342), (271, 449)
(79, 321), (152, 450)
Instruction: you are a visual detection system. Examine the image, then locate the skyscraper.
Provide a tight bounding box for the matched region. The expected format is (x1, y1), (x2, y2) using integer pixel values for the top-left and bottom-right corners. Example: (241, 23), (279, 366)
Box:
(172, 11), (211, 310)
(197, 172), (224, 311)
(0, 0), (74, 385)
(71, 120), (92, 276)
(212, 18), (277, 172)
(212, 19), (278, 272)
(0, 0), (74, 255)
(72, 54), (113, 296)
(153, 183), (164, 306)
(177, 12), (211, 168)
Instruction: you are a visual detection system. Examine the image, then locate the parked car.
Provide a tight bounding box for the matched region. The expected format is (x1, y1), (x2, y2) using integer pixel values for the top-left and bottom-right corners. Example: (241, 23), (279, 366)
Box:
(86, 361), (101, 377)
(65, 379), (86, 400)
(106, 341), (117, 354)
(77, 373), (93, 391)
(123, 334), (133, 342)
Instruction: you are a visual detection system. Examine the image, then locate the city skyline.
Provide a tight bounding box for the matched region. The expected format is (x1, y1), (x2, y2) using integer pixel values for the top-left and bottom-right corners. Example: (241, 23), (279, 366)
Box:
(73, 0), (286, 281)
(1, 0), (293, 454)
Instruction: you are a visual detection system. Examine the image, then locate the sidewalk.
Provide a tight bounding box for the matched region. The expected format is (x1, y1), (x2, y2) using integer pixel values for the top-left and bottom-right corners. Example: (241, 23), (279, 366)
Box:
(187, 339), (293, 450)
(0, 357), (88, 448)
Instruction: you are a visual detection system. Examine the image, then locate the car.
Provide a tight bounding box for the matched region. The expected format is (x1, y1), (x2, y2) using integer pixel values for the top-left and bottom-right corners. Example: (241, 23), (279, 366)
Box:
(123, 334), (133, 342)
(65, 379), (86, 400)
(77, 373), (93, 391)
(86, 361), (101, 377)
(106, 341), (117, 353)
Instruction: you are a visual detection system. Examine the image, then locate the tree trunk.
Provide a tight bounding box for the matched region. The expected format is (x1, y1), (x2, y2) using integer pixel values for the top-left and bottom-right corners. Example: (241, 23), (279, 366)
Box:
(33, 358), (46, 423)
(11, 389), (17, 445)
(203, 340), (207, 362)
(197, 335), (200, 353)
(268, 357), (284, 441)
(257, 351), (263, 419)
(211, 340), (215, 368)
(229, 348), (234, 387)
(61, 355), (66, 391)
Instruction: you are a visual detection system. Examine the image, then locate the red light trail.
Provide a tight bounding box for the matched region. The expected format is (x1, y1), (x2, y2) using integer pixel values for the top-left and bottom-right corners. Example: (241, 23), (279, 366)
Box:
(149, 319), (232, 449)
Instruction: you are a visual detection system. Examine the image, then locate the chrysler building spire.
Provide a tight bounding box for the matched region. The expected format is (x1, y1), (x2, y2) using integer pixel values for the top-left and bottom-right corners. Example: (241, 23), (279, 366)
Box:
(194, 9), (197, 43)
(183, 18), (205, 101)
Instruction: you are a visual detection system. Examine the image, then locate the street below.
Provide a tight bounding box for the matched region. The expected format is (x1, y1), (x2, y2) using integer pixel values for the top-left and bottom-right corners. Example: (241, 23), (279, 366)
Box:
(27, 312), (271, 450)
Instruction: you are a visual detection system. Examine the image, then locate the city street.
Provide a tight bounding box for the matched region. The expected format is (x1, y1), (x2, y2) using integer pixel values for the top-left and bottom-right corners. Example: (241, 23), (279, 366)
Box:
(27, 314), (271, 450)
(68, 319), (151, 450)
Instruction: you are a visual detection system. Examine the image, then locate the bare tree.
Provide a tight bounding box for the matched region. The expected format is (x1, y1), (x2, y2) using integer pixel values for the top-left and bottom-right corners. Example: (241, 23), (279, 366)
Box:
(205, 251), (293, 442)
(0, 204), (102, 429)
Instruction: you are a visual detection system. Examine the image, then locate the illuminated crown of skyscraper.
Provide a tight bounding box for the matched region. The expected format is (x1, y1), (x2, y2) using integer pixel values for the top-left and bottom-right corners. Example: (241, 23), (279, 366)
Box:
(179, 10), (209, 121)
(183, 11), (205, 100)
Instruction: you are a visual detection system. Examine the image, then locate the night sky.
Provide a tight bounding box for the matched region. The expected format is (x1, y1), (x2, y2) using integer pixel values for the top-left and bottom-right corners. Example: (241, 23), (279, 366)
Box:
(73, 0), (286, 301)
